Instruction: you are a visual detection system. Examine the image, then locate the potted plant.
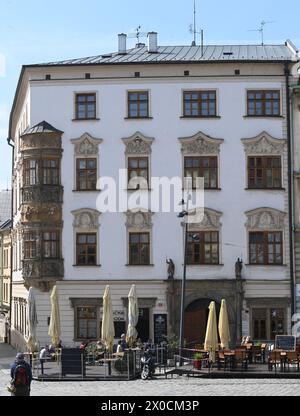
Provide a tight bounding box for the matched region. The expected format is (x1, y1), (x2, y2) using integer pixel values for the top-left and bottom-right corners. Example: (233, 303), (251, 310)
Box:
(193, 352), (203, 370)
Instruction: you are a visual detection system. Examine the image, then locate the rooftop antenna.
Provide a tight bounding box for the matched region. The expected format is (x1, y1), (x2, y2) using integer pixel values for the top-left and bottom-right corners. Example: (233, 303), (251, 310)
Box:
(128, 25), (148, 46)
(189, 0), (204, 56)
(248, 20), (275, 45)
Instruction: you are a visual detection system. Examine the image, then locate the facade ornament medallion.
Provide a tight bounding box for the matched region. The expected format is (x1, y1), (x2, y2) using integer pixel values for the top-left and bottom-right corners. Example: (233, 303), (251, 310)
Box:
(72, 208), (101, 230)
(245, 208), (286, 230)
(188, 208), (222, 230)
(241, 131), (286, 155)
(125, 210), (153, 230)
(178, 131), (224, 155)
(122, 132), (155, 155)
(71, 133), (103, 156)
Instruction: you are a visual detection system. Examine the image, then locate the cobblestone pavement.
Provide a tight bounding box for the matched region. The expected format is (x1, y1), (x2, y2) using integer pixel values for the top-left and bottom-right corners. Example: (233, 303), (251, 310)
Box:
(1, 343), (300, 396)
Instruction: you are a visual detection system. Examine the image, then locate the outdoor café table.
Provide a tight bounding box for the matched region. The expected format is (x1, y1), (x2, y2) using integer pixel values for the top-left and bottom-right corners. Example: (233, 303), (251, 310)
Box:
(100, 357), (118, 376)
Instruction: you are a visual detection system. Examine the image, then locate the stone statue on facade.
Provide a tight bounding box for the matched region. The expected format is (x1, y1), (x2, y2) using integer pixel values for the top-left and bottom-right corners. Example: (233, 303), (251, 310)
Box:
(235, 258), (243, 279)
(166, 258), (175, 280)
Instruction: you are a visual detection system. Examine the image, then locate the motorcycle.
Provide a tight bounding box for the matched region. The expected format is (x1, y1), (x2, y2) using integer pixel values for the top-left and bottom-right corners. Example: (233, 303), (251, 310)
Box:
(141, 349), (156, 380)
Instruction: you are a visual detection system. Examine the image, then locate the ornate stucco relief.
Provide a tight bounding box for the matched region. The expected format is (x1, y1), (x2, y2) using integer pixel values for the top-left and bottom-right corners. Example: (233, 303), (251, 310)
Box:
(178, 131), (224, 155)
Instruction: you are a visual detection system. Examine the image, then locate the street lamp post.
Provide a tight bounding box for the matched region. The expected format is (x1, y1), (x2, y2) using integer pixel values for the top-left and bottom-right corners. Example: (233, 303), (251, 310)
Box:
(178, 195), (190, 363)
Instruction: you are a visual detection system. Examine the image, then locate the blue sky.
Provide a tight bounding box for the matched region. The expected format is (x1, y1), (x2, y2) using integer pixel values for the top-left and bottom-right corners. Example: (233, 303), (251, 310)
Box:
(0, 0), (299, 189)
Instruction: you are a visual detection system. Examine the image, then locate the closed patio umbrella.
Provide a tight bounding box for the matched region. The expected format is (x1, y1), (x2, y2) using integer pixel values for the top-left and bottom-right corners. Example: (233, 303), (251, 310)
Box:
(219, 299), (231, 350)
(101, 285), (115, 353)
(204, 301), (219, 363)
(26, 288), (38, 353)
(126, 285), (138, 347)
(48, 285), (61, 347)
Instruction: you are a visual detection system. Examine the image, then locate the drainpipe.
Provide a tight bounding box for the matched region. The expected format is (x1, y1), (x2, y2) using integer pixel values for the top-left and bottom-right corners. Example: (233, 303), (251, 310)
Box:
(7, 136), (14, 345)
(284, 62), (295, 318)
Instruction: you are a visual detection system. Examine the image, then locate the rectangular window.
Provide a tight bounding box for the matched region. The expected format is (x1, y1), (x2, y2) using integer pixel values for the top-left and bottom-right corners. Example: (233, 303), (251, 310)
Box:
(128, 157), (149, 189)
(43, 232), (60, 259)
(76, 233), (97, 265)
(43, 159), (60, 185)
(24, 159), (38, 186)
(247, 90), (280, 116)
(248, 156), (282, 189)
(183, 91), (217, 117)
(24, 232), (37, 259)
(75, 93), (96, 120)
(76, 306), (97, 339)
(252, 308), (285, 340)
(184, 156), (218, 189)
(129, 232), (150, 265)
(249, 231), (283, 265)
(128, 91), (149, 118)
(76, 158), (97, 190)
(187, 231), (219, 265)
(252, 309), (267, 340)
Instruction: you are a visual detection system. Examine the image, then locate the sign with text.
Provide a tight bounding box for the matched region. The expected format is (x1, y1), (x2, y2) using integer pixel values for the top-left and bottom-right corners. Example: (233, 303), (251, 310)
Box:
(275, 335), (296, 351)
(154, 314), (167, 344)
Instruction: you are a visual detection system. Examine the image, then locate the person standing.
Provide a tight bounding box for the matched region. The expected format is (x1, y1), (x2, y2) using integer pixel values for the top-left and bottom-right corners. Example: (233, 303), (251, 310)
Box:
(10, 353), (32, 396)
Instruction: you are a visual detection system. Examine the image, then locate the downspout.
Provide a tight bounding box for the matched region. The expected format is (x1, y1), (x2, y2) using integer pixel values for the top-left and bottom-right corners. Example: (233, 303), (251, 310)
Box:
(285, 62), (295, 317)
(7, 137), (14, 345)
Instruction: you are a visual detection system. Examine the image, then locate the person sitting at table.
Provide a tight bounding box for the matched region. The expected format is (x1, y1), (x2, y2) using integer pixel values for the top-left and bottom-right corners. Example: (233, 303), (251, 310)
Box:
(116, 340), (123, 354)
(39, 345), (51, 375)
(120, 334), (128, 351)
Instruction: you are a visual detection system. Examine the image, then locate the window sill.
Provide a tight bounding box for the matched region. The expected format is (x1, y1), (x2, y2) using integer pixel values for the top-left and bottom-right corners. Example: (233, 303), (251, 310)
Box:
(186, 264), (224, 267)
(72, 118), (100, 122)
(245, 188), (285, 191)
(73, 265), (101, 267)
(125, 264), (154, 267)
(180, 116), (221, 119)
(243, 115), (284, 119)
(182, 188), (221, 191)
(126, 188), (152, 191)
(245, 264), (286, 267)
(72, 190), (102, 193)
(124, 117), (153, 120)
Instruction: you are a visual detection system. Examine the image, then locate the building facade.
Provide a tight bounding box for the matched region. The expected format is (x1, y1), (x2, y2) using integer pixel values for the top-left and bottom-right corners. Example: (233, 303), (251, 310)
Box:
(0, 190), (12, 342)
(7, 33), (299, 350)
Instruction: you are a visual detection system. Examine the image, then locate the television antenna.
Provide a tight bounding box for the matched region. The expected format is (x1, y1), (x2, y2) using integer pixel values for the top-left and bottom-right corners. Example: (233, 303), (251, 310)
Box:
(189, 0), (204, 56)
(128, 25), (148, 44)
(248, 20), (275, 45)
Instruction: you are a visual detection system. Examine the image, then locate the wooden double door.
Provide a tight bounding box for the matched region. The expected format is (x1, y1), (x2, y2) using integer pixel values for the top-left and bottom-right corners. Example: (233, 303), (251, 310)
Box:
(184, 299), (220, 345)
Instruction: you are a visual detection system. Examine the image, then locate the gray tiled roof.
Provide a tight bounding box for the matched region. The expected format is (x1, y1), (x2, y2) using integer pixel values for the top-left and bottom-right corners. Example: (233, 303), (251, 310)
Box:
(22, 121), (63, 136)
(0, 190), (11, 227)
(39, 42), (299, 66)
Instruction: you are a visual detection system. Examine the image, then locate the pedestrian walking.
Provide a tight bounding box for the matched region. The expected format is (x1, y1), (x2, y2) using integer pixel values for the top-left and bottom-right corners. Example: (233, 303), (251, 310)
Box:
(9, 353), (32, 396)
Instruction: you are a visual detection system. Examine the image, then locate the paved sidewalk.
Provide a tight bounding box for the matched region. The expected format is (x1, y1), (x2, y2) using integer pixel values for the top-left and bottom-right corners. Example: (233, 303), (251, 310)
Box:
(1, 343), (300, 396)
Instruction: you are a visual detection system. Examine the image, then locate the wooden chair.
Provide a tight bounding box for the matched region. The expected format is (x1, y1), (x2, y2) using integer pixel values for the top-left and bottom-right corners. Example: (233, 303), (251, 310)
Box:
(252, 345), (263, 363)
(234, 349), (248, 370)
(285, 351), (300, 372)
(217, 351), (231, 371)
(268, 350), (282, 371)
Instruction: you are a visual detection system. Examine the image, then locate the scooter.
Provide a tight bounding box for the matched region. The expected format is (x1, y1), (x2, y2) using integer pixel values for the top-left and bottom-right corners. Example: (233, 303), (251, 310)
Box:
(141, 349), (156, 380)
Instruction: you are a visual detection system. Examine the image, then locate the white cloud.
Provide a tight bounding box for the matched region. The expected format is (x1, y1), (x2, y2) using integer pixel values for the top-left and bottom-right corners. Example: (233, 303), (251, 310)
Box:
(0, 53), (6, 77)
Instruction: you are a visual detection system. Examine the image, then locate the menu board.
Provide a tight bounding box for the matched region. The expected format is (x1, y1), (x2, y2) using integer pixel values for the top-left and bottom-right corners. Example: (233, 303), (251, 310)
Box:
(275, 335), (296, 351)
(154, 314), (167, 344)
(61, 348), (85, 376)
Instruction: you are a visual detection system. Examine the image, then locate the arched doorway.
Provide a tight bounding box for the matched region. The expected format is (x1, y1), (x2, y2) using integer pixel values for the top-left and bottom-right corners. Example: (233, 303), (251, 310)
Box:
(184, 299), (221, 346)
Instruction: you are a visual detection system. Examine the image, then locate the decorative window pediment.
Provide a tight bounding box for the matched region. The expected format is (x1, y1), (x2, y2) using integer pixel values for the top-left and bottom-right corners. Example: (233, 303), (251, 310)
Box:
(178, 131), (224, 155)
(72, 208), (101, 230)
(188, 208), (222, 230)
(245, 208), (286, 230)
(71, 133), (103, 156)
(122, 132), (154, 155)
(125, 210), (153, 230)
(241, 131), (286, 155)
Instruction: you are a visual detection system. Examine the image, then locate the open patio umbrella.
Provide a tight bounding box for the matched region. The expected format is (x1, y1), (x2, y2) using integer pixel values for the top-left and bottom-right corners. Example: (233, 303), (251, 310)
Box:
(126, 285), (139, 347)
(26, 288), (38, 352)
(218, 299), (231, 350)
(101, 285), (115, 353)
(48, 285), (61, 347)
(204, 301), (219, 363)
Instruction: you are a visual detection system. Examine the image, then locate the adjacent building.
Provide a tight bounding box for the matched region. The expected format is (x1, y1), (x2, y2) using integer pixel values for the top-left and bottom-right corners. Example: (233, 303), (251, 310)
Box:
(0, 190), (12, 342)
(7, 33), (300, 350)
